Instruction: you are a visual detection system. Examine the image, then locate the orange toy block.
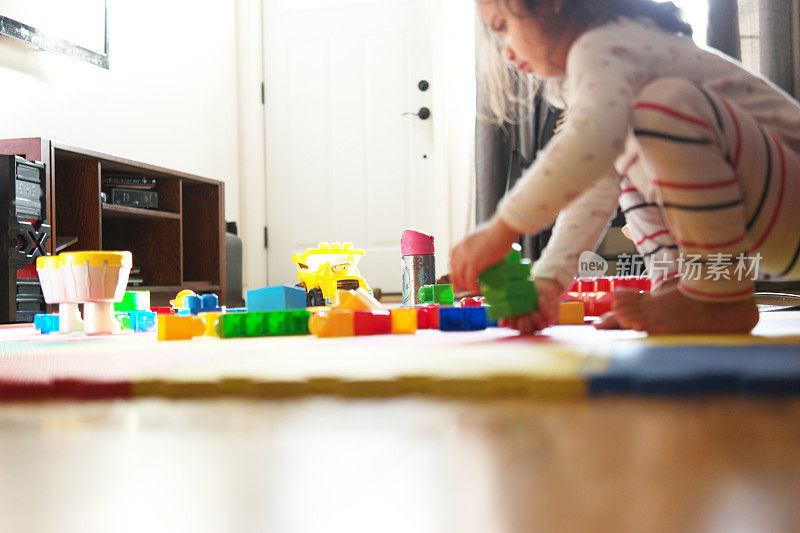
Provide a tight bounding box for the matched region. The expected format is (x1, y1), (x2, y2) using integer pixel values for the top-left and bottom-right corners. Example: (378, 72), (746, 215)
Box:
(558, 301), (585, 325)
(157, 314), (205, 340)
(333, 287), (383, 310)
(390, 308), (418, 334)
(308, 309), (355, 337)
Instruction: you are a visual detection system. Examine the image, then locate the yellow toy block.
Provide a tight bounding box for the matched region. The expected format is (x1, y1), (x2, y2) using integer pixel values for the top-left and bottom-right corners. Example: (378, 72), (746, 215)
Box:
(334, 287), (383, 310)
(157, 314), (205, 340)
(308, 309), (355, 337)
(199, 312), (220, 336)
(558, 301), (585, 325)
(390, 307), (418, 334)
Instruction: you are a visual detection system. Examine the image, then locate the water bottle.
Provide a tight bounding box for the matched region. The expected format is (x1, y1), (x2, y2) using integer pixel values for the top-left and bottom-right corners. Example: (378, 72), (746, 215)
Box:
(401, 229), (436, 306)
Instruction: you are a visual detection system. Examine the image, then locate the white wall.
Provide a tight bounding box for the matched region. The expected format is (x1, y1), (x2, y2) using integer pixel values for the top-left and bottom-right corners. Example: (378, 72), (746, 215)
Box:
(0, 0), (241, 221)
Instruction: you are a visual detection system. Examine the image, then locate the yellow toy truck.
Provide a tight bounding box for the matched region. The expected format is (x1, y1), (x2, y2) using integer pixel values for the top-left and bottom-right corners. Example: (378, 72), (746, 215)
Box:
(292, 242), (373, 306)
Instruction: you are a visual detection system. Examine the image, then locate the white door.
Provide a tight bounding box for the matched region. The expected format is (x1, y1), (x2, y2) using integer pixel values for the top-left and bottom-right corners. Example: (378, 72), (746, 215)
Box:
(263, 0), (435, 293)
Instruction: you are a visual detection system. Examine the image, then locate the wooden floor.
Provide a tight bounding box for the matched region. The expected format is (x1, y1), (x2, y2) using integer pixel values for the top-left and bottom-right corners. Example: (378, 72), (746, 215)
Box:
(1, 396), (799, 533)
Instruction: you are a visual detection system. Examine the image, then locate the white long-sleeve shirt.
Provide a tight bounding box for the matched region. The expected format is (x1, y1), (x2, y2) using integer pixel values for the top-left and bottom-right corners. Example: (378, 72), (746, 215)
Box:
(500, 17), (800, 287)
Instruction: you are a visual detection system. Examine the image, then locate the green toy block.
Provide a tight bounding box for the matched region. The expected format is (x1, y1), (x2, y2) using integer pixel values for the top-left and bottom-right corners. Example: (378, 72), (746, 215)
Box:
(216, 310), (310, 338)
(115, 312), (132, 330)
(482, 279), (537, 303)
(487, 297), (538, 320)
(479, 261), (532, 287)
(417, 284), (454, 306)
(114, 291), (151, 312)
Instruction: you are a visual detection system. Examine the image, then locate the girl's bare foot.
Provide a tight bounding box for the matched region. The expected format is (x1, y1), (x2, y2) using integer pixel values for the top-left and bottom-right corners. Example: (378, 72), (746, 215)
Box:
(614, 287), (759, 335)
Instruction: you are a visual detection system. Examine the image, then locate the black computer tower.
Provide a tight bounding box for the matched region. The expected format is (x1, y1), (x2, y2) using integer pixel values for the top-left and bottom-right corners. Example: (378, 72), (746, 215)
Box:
(0, 156), (50, 323)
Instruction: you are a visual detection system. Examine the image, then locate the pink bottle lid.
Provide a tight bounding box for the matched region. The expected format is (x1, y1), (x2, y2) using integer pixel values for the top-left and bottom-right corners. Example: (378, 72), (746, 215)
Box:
(401, 230), (435, 256)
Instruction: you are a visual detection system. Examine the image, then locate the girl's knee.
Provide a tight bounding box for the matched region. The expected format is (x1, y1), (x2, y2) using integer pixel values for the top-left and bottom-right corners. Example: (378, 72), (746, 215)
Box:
(635, 77), (701, 108)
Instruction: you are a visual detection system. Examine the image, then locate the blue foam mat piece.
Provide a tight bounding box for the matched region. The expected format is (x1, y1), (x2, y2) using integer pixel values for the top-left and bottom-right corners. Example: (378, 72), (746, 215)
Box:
(587, 344), (800, 397)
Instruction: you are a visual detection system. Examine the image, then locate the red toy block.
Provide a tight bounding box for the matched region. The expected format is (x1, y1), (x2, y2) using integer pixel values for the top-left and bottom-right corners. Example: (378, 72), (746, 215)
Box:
(152, 307), (176, 315)
(567, 279), (580, 292)
(610, 277), (641, 291)
(353, 310), (392, 335)
(578, 279), (596, 293)
(416, 304), (440, 329)
(584, 292), (614, 316)
(595, 277), (611, 292)
(459, 296), (485, 307)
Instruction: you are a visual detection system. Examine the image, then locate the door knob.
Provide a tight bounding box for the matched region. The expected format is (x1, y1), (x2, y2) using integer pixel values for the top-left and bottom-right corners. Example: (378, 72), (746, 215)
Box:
(402, 107), (431, 120)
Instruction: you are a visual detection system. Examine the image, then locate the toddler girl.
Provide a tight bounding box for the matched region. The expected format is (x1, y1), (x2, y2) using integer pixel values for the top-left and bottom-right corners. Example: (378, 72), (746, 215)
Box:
(450, 0), (800, 334)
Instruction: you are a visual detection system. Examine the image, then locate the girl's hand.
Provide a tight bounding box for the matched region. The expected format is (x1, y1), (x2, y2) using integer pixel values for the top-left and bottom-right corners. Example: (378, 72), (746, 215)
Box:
(450, 217), (520, 293)
(499, 278), (564, 334)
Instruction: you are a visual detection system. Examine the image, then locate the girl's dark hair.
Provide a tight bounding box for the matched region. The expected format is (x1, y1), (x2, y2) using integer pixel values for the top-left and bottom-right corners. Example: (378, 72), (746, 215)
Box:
(514, 0), (693, 37)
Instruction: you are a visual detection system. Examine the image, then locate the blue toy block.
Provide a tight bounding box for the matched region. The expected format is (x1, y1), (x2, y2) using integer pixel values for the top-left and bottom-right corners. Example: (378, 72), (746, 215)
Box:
(34, 313), (60, 334)
(184, 293), (223, 315)
(128, 311), (157, 332)
(225, 307), (248, 313)
(463, 306), (489, 330)
(246, 285), (307, 312)
(438, 307), (488, 332)
(438, 307), (464, 331)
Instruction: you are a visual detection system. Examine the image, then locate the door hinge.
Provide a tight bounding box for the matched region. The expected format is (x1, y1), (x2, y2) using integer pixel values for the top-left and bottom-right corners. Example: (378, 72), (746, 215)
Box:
(264, 226), (269, 248)
(261, 82), (265, 105)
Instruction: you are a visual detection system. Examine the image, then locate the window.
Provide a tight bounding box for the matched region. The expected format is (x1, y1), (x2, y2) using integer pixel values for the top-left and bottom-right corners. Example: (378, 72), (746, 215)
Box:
(737, 0), (761, 72)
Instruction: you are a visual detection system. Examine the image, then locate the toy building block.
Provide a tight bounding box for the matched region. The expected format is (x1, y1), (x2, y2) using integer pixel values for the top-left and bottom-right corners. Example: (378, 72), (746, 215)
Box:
(216, 310), (311, 339)
(558, 301), (585, 325)
(459, 296), (485, 307)
(157, 315), (205, 340)
(34, 313), (60, 334)
(439, 306), (489, 332)
(183, 293), (223, 315)
(416, 304), (440, 329)
(463, 307), (489, 330)
(353, 310), (392, 335)
(199, 312), (220, 336)
(115, 312), (132, 330)
(478, 245), (538, 321)
(417, 284), (454, 306)
(114, 291), (151, 312)
(309, 310), (355, 338)
(129, 310), (157, 332)
(482, 279), (539, 303)
(486, 299), (538, 321)
(152, 307), (176, 315)
(246, 285), (307, 312)
(390, 308), (418, 334)
(334, 287), (383, 311)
